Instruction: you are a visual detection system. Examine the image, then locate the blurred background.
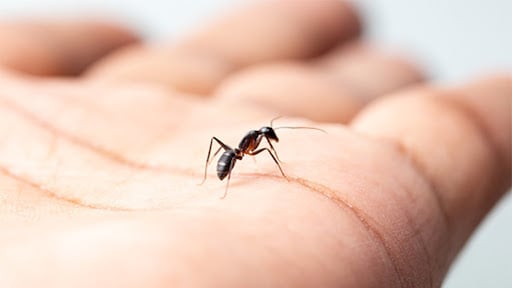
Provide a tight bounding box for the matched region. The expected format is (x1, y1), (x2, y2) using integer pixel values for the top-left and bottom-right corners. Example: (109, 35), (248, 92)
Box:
(0, 0), (510, 286)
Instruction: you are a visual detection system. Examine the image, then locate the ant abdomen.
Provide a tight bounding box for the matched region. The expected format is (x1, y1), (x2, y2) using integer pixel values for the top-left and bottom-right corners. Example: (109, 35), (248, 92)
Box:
(217, 150), (236, 180)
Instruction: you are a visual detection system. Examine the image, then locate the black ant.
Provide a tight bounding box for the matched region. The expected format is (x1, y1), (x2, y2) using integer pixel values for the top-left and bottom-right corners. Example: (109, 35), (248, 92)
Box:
(200, 117), (325, 198)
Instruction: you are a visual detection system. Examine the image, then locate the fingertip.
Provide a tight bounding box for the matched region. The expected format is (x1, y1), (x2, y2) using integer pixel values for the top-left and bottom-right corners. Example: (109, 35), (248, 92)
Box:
(0, 20), (140, 76)
(183, 0), (362, 65)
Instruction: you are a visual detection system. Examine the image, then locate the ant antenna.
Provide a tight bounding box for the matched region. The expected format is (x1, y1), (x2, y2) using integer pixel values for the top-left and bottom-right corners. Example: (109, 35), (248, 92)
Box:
(274, 126), (327, 133)
(270, 115), (282, 127)
(270, 116), (327, 133)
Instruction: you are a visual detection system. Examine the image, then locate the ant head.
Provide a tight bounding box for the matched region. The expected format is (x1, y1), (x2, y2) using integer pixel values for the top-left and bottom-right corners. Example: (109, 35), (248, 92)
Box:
(260, 126), (279, 142)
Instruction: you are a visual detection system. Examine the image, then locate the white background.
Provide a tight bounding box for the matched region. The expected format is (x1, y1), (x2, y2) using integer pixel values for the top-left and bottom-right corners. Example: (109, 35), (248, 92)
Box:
(0, 0), (510, 286)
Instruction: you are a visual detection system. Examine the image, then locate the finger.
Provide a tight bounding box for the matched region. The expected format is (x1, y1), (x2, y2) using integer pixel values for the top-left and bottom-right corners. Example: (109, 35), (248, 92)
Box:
(86, 0), (361, 94)
(216, 43), (424, 123)
(0, 20), (138, 76)
(350, 75), (511, 278)
(181, 0), (361, 65)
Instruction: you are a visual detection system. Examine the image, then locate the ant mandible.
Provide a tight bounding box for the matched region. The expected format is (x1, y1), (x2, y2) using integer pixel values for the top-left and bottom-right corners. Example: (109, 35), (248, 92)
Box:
(199, 117), (324, 199)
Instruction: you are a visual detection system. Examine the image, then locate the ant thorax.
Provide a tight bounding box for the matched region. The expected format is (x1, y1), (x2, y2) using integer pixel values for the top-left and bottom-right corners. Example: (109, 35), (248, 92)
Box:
(238, 130), (261, 153)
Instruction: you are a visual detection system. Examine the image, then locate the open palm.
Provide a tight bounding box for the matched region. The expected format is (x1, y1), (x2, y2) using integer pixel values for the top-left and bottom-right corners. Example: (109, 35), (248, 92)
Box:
(0, 1), (510, 287)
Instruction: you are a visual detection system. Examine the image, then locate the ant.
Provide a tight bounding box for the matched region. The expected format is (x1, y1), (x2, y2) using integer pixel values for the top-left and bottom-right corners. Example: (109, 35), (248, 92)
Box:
(199, 117), (325, 198)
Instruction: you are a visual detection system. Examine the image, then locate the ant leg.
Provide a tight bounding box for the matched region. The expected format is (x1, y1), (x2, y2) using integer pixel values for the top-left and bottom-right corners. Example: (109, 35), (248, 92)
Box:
(200, 137), (232, 185)
(208, 147), (223, 166)
(263, 136), (282, 162)
(249, 148), (287, 179)
(220, 158), (237, 199)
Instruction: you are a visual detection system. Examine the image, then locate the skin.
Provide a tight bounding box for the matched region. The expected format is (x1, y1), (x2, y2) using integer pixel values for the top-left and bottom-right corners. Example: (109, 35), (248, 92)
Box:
(0, 0), (510, 287)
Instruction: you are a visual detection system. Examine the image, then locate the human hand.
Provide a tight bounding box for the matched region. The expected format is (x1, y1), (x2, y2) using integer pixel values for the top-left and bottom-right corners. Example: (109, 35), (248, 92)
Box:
(0, 1), (510, 287)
